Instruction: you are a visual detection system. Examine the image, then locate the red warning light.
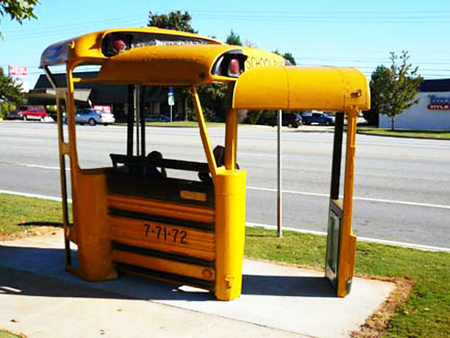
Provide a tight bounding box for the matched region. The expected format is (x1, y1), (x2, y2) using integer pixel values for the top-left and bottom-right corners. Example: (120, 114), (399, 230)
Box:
(112, 37), (127, 53)
(228, 58), (240, 77)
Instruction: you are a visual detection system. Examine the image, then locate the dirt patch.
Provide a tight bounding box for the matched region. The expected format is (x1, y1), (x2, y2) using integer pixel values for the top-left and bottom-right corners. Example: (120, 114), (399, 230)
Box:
(350, 277), (413, 337)
(0, 226), (62, 242)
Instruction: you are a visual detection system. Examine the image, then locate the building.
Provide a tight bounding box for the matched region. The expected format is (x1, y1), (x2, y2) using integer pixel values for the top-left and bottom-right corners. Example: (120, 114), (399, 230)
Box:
(28, 72), (185, 122)
(379, 79), (450, 130)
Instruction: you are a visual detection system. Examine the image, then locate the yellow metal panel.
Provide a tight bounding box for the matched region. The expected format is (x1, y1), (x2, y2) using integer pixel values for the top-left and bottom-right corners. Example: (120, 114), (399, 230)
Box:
(71, 169), (117, 281)
(232, 66), (370, 112)
(92, 45), (283, 85)
(242, 47), (285, 70)
(214, 170), (247, 301)
(233, 66), (290, 109)
(94, 45), (232, 86)
(110, 216), (216, 261)
(108, 195), (215, 225)
(112, 251), (215, 282)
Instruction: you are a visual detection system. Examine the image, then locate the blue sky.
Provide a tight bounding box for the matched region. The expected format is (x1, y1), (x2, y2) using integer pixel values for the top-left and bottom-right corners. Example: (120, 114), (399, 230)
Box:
(1, 0), (449, 88)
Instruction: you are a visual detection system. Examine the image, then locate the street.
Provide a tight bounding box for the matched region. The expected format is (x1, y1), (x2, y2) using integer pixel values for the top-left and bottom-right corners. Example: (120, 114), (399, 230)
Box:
(0, 121), (449, 249)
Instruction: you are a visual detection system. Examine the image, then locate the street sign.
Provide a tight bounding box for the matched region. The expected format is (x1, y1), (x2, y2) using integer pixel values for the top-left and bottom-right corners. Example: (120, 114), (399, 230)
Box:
(168, 87), (174, 106)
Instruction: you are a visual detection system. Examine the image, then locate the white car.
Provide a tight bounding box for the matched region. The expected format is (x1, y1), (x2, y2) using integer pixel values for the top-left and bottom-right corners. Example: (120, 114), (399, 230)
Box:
(75, 108), (115, 126)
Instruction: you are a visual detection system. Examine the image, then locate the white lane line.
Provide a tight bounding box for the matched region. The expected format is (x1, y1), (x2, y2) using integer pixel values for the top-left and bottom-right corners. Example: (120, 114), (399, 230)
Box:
(246, 222), (450, 253)
(247, 186), (450, 210)
(0, 162), (61, 170)
(16, 163), (61, 170)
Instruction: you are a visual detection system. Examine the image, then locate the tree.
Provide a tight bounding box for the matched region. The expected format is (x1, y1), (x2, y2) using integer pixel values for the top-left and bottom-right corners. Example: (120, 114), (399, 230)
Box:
(272, 50), (296, 65)
(0, 0), (39, 37)
(0, 66), (23, 102)
(0, 66), (24, 117)
(282, 52), (296, 66)
(148, 11), (196, 33)
(370, 51), (423, 130)
(226, 30), (242, 46)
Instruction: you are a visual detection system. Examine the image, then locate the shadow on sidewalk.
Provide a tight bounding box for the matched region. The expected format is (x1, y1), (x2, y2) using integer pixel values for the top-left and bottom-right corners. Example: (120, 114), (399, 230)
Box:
(0, 245), (334, 302)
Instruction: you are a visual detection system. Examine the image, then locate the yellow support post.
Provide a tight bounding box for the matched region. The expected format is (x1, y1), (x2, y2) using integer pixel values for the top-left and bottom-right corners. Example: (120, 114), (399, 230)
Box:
(337, 109), (358, 297)
(65, 65), (116, 281)
(191, 86), (246, 300)
(214, 170), (246, 300)
(191, 87), (218, 177)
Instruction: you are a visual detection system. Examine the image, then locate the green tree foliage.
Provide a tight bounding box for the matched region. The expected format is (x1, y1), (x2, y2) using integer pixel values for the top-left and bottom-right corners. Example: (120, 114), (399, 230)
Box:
(0, 0), (39, 37)
(282, 52), (296, 66)
(272, 50), (296, 65)
(0, 66), (24, 118)
(370, 51), (423, 130)
(226, 30), (242, 46)
(148, 10), (196, 33)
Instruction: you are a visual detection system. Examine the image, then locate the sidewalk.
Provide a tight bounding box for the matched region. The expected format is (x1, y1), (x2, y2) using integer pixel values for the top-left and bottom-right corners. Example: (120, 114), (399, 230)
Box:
(0, 230), (395, 338)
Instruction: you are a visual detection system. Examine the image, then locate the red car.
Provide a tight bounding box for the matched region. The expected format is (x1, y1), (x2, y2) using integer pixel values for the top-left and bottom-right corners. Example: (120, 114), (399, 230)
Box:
(7, 106), (48, 121)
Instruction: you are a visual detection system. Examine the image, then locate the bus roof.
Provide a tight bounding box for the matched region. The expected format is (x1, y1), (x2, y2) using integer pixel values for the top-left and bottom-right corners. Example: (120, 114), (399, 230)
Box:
(40, 27), (222, 68)
(40, 27), (285, 86)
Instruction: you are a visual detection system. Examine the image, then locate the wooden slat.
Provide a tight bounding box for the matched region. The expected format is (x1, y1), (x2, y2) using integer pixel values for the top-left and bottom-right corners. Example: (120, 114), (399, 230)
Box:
(112, 250), (215, 282)
(108, 194), (214, 224)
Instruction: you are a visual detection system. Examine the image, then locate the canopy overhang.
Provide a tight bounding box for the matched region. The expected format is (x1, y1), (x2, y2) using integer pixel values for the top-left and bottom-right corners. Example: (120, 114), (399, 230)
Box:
(232, 66), (370, 112)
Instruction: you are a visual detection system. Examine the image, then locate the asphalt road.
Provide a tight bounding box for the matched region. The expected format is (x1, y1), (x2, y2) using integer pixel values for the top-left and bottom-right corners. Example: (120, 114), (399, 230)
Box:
(0, 121), (449, 249)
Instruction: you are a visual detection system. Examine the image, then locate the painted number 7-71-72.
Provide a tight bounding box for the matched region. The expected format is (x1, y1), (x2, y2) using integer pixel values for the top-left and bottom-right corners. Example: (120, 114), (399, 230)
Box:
(143, 223), (188, 244)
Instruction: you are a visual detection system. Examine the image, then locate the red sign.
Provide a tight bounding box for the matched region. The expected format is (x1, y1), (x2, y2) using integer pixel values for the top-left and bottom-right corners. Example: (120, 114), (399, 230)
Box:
(428, 104), (450, 110)
(8, 65), (28, 77)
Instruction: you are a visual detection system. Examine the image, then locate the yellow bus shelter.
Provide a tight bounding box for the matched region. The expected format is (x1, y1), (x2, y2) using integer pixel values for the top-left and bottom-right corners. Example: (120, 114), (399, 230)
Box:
(40, 27), (369, 300)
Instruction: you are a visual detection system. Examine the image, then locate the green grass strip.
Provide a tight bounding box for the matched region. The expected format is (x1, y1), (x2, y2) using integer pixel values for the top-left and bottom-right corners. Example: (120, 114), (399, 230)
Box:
(357, 127), (450, 140)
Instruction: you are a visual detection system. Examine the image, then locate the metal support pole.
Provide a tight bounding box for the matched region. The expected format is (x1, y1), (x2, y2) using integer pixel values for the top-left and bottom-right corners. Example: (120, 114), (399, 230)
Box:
(139, 85), (146, 156)
(135, 86), (140, 156)
(277, 109), (283, 238)
(126, 85), (134, 157)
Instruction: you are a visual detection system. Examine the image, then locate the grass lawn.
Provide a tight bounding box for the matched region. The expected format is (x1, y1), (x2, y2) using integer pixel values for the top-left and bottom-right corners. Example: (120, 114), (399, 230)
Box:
(357, 127), (450, 140)
(0, 194), (64, 239)
(1, 193), (449, 337)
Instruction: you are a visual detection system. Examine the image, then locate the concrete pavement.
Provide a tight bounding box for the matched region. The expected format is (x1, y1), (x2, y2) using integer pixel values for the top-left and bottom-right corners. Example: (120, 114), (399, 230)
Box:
(0, 230), (395, 337)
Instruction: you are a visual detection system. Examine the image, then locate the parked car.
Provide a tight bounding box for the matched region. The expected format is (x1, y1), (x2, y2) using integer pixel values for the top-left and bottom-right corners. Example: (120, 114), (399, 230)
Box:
(6, 106), (48, 121)
(266, 113), (302, 128)
(75, 108), (115, 125)
(301, 112), (334, 126)
(145, 114), (170, 122)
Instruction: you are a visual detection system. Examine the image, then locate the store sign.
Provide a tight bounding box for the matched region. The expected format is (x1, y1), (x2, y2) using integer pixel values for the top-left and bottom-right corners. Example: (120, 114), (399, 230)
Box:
(8, 65), (28, 77)
(428, 95), (450, 110)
